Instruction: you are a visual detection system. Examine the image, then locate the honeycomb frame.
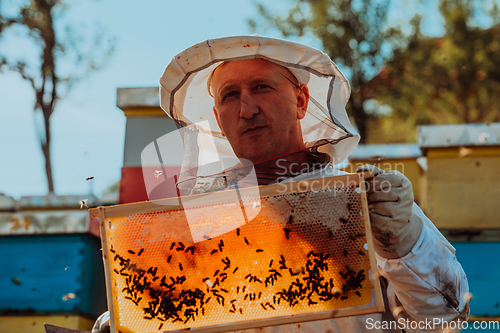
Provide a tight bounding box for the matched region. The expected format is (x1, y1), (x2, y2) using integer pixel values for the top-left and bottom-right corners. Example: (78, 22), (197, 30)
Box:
(90, 173), (384, 333)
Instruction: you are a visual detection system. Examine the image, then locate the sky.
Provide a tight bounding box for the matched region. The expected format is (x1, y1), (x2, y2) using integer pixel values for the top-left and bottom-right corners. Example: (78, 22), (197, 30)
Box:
(0, 0), (448, 200)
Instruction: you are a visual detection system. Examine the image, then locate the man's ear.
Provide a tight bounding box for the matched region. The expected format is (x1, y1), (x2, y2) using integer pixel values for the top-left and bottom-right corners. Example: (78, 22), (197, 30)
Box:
(296, 84), (309, 120)
(213, 106), (225, 137)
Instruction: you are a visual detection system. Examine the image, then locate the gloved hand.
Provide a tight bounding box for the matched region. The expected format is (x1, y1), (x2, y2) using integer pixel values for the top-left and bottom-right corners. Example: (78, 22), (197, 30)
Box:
(356, 164), (423, 259)
(92, 311), (110, 333)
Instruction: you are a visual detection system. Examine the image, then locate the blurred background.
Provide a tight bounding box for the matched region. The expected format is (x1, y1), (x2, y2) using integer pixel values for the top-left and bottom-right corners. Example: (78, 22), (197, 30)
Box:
(0, 0), (499, 332)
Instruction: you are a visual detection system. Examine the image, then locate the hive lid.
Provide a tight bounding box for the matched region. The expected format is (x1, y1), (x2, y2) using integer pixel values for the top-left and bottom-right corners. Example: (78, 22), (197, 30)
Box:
(418, 123), (500, 148)
(348, 143), (422, 160)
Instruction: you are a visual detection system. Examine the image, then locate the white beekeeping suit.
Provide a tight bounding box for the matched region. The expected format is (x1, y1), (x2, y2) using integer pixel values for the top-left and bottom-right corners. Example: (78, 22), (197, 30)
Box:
(93, 36), (469, 333)
(158, 35), (470, 333)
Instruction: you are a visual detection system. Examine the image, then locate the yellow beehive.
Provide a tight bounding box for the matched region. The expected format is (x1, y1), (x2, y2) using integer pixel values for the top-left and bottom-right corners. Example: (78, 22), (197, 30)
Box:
(0, 315), (94, 333)
(419, 123), (500, 229)
(90, 174), (383, 333)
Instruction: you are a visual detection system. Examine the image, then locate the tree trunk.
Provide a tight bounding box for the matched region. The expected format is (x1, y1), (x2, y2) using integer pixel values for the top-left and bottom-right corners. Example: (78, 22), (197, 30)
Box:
(349, 91), (369, 143)
(351, 105), (368, 143)
(41, 107), (54, 193)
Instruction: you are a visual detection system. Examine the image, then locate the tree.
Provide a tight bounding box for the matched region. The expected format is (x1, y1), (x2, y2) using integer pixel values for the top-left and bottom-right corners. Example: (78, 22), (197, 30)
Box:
(365, 0), (500, 137)
(249, 0), (405, 142)
(0, 0), (114, 193)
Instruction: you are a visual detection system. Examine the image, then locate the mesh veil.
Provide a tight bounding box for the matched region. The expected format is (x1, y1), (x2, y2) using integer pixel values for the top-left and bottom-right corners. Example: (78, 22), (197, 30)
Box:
(159, 36), (359, 194)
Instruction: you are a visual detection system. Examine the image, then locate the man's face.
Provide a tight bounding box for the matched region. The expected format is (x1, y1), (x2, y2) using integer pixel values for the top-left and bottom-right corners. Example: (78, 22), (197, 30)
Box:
(211, 58), (309, 163)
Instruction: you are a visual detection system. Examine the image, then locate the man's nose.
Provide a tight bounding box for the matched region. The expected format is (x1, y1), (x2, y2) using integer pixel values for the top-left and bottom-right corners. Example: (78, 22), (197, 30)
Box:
(239, 91), (259, 119)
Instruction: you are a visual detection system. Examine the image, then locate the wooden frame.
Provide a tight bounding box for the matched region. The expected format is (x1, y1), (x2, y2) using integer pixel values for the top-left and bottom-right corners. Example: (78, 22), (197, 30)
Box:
(90, 173), (384, 333)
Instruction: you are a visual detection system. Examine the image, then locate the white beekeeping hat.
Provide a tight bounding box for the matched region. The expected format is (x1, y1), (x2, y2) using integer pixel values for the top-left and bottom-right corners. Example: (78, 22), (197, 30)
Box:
(159, 35), (359, 192)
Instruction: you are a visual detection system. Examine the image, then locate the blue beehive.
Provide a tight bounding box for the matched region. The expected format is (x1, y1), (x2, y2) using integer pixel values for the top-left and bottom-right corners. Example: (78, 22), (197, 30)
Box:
(0, 195), (107, 332)
(0, 234), (106, 316)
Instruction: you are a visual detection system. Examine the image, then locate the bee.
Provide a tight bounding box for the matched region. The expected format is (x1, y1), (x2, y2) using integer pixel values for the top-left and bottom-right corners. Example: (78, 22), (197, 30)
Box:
(154, 170), (163, 178)
(62, 293), (76, 301)
(86, 176), (94, 181)
(79, 199), (88, 209)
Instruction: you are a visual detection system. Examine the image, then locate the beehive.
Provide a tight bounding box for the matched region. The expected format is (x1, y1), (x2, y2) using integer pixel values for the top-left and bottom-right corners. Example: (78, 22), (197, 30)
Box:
(90, 173), (383, 333)
(0, 208), (106, 333)
(419, 123), (500, 229)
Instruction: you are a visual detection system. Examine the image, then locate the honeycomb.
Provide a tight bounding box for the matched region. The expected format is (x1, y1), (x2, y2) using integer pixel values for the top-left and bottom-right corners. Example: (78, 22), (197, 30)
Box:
(103, 181), (376, 333)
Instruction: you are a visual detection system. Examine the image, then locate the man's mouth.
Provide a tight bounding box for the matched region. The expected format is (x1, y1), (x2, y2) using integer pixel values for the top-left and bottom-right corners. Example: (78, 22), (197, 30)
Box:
(243, 126), (265, 135)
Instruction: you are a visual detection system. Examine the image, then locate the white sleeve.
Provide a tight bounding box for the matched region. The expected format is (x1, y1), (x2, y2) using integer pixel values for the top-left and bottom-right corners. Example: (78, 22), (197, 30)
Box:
(376, 204), (469, 331)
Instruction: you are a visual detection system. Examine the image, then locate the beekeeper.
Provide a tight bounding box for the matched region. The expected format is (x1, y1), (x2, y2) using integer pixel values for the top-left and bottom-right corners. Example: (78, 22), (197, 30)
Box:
(93, 36), (469, 333)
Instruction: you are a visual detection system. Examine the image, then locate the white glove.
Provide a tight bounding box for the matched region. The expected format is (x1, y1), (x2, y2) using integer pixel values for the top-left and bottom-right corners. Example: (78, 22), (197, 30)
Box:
(357, 164), (423, 259)
(92, 311), (110, 333)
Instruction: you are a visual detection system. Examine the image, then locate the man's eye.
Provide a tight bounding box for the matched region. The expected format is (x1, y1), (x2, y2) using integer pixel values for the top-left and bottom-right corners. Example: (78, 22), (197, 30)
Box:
(255, 84), (270, 90)
(223, 91), (238, 100)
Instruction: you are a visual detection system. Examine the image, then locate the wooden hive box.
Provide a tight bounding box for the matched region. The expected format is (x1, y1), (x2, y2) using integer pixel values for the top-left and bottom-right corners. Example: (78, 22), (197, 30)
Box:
(117, 87), (182, 205)
(419, 123), (500, 230)
(0, 207), (107, 333)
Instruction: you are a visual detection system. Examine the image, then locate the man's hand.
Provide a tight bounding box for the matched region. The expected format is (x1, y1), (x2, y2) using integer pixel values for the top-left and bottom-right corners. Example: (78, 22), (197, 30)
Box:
(356, 164), (423, 259)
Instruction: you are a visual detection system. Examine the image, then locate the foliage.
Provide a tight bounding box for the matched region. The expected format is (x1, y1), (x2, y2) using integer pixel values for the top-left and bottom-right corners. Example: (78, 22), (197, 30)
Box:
(250, 0), (500, 143)
(0, 0), (114, 193)
(367, 0), (500, 137)
(249, 0), (405, 142)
